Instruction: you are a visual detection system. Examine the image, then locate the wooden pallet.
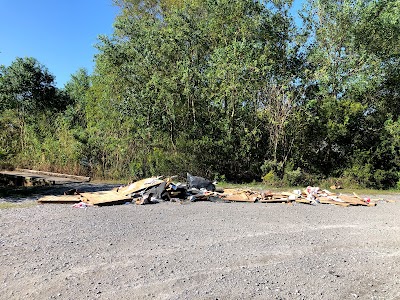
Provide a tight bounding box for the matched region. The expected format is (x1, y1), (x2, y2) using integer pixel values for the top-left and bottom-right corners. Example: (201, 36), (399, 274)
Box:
(221, 189), (257, 202)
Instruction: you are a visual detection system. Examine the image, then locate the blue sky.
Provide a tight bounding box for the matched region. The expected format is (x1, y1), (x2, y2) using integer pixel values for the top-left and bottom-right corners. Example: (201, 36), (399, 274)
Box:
(0, 0), (118, 87)
(0, 0), (304, 88)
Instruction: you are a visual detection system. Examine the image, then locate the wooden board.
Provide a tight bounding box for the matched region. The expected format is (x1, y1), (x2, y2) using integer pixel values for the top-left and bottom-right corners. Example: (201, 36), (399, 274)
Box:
(318, 197), (350, 207)
(16, 168), (90, 182)
(117, 177), (165, 195)
(295, 199), (312, 205)
(220, 189), (257, 202)
(260, 198), (290, 203)
(0, 170), (88, 186)
(249, 194), (261, 202)
(81, 191), (132, 205)
(338, 195), (368, 206)
(222, 192), (255, 202)
(37, 195), (82, 204)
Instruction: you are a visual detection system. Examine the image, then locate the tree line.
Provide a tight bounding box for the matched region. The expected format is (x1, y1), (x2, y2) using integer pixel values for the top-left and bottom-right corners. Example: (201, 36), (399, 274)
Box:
(1, 0), (399, 188)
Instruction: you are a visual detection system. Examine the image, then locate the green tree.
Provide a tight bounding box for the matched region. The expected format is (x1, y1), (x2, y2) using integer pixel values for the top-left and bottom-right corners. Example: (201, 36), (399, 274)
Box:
(0, 57), (59, 112)
(0, 57), (61, 152)
(299, 0), (400, 187)
(64, 68), (91, 128)
(89, 0), (303, 180)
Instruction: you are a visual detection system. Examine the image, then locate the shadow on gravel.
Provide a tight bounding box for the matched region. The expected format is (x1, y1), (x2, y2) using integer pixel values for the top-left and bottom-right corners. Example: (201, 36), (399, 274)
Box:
(0, 183), (121, 203)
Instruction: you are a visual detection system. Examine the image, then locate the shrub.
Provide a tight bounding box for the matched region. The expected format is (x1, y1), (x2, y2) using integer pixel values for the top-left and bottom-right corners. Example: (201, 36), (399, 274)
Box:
(262, 170), (277, 185)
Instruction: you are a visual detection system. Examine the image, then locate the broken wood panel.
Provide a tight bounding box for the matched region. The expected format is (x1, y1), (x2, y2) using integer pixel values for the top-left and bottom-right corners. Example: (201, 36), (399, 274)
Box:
(260, 198), (290, 203)
(280, 192), (298, 197)
(81, 191), (132, 205)
(37, 195), (82, 204)
(16, 168), (90, 182)
(295, 199), (312, 205)
(338, 195), (368, 205)
(318, 197), (350, 207)
(117, 177), (165, 195)
(272, 193), (291, 199)
(0, 170), (86, 186)
(0, 172), (50, 187)
(248, 194), (261, 202)
(222, 193), (255, 202)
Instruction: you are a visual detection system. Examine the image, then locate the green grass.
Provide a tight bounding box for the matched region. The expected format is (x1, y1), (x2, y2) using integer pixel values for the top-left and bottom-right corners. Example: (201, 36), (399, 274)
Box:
(90, 178), (126, 185)
(218, 181), (399, 196)
(0, 201), (37, 209)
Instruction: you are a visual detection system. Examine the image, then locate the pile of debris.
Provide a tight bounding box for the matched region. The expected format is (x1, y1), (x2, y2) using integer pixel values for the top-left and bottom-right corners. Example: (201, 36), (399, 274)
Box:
(37, 173), (387, 208)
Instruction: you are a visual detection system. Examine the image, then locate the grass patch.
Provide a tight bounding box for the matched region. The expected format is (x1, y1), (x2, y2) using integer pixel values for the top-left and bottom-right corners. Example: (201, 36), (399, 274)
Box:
(218, 182), (398, 195)
(90, 179), (126, 185)
(0, 201), (37, 209)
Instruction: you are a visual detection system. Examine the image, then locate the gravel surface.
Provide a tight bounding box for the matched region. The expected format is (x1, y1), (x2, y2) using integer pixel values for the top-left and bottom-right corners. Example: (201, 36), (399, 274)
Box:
(1, 184), (399, 300)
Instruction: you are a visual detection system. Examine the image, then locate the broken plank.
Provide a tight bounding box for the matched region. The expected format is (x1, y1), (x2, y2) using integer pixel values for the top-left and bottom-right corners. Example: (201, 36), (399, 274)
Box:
(117, 177), (165, 195)
(295, 199), (312, 205)
(222, 193), (255, 202)
(16, 168), (90, 182)
(260, 198), (290, 203)
(338, 195), (368, 206)
(81, 191), (132, 205)
(318, 197), (350, 207)
(38, 195), (82, 204)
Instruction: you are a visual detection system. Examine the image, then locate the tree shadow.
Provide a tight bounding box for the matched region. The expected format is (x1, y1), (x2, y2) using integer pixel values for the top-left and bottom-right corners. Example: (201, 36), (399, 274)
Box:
(0, 183), (122, 203)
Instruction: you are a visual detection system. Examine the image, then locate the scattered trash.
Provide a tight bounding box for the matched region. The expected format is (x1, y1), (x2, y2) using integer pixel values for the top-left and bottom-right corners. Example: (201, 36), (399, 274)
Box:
(36, 174), (390, 208)
(72, 202), (89, 208)
(64, 188), (79, 195)
(330, 184), (343, 190)
(187, 173), (216, 192)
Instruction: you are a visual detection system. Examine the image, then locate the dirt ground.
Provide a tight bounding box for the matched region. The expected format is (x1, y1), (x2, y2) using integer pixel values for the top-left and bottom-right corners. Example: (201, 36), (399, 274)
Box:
(1, 184), (400, 300)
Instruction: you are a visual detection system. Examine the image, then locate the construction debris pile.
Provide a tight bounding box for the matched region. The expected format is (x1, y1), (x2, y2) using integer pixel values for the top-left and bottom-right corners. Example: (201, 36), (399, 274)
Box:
(37, 173), (384, 207)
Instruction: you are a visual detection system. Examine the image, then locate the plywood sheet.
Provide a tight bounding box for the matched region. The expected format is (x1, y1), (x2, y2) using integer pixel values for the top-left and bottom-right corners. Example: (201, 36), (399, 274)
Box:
(295, 199), (312, 205)
(338, 195), (368, 206)
(260, 198), (290, 203)
(221, 189), (256, 202)
(318, 197), (350, 207)
(117, 177), (165, 195)
(37, 195), (82, 204)
(81, 191), (131, 205)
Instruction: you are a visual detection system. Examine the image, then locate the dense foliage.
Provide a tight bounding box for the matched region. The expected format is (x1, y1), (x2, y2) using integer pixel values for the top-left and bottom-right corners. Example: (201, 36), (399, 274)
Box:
(1, 0), (399, 187)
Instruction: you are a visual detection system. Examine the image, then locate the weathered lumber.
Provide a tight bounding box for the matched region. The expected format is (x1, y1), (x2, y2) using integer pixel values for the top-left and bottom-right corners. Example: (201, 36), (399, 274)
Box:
(223, 193), (255, 202)
(338, 195), (368, 206)
(260, 198), (290, 203)
(295, 199), (312, 205)
(16, 168), (90, 182)
(318, 197), (350, 207)
(116, 177), (165, 195)
(221, 189), (257, 202)
(37, 195), (82, 204)
(80, 191), (132, 205)
(0, 169), (89, 187)
(0, 171), (48, 186)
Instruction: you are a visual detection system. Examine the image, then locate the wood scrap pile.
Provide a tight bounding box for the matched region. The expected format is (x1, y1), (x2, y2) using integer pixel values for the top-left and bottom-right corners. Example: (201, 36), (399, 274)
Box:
(37, 175), (385, 208)
(258, 187), (377, 207)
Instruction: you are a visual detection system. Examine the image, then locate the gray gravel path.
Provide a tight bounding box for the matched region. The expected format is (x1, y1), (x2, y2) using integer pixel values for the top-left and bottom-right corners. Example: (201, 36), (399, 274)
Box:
(1, 186), (399, 300)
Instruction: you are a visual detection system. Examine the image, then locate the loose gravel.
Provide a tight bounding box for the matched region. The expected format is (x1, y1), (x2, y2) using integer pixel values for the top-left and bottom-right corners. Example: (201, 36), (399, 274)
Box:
(1, 184), (399, 300)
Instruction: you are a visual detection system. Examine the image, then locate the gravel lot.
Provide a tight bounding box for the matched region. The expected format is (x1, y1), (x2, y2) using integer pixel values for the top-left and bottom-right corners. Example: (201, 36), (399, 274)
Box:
(1, 184), (400, 300)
